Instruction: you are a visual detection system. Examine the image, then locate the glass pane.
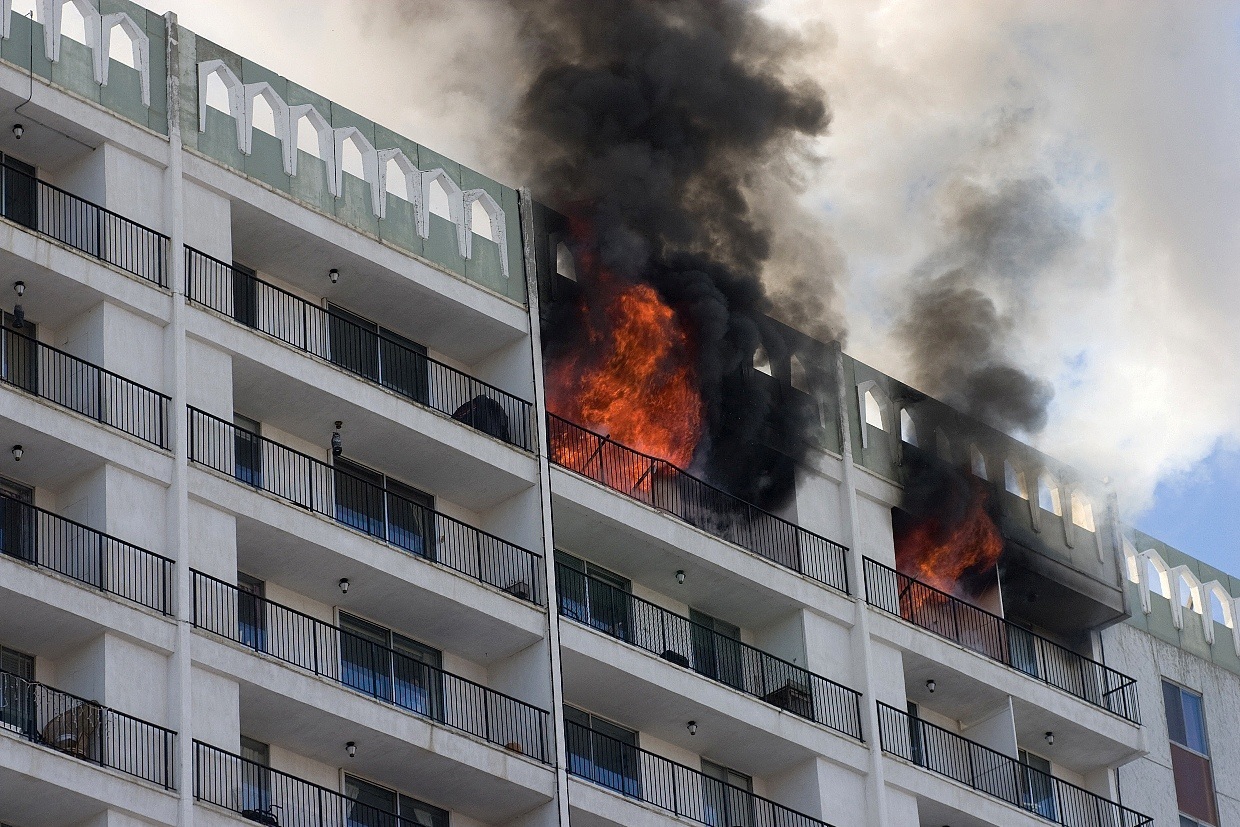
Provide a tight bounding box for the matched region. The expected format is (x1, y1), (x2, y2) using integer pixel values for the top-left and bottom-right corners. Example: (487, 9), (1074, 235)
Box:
(239, 736), (271, 816)
(378, 328), (429, 404)
(345, 774), (399, 827)
(398, 794), (448, 827)
(334, 459), (386, 538)
(1181, 691), (1209, 755)
(1164, 680), (1188, 747)
(231, 263), (258, 328)
(340, 613), (392, 701)
(328, 306), (381, 382)
(386, 480), (433, 558)
(237, 574), (266, 651)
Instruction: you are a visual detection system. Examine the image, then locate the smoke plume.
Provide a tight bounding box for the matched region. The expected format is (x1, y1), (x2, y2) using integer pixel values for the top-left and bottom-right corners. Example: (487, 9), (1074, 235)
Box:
(501, 0), (838, 507)
(897, 176), (1075, 434)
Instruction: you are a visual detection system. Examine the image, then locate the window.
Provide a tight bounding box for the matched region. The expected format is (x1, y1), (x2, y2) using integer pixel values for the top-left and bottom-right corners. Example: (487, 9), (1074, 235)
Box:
(1208, 589), (1232, 628)
(233, 413), (262, 488)
(327, 304), (430, 405)
(689, 609), (743, 691)
(345, 774), (447, 827)
(204, 70), (233, 115)
(555, 552), (632, 641)
(60, 1), (89, 45)
(0, 646), (34, 733)
(471, 199), (495, 241)
(1162, 680), (1219, 826)
(0, 476), (35, 564)
(753, 345), (772, 376)
(230, 262), (259, 329)
(239, 736), (272, 818)
(339, 612), (443, 721)
(332, 457), (435, 558)
(340, 136), (366, 180)
(237, 573), (265, 652)
(251, 94), (277, 136)
(428, 178), (453, 220)
(564, 706), (640, 797)
(0, 153), (38, 234)
(790, 355), (810, 394)
(385, 158), (410, 201)
(1018, 749), (1057, 820)
(1147, 558), (1170, 599)
(702, 759), (754, 827)
(108, 20), (137, 68)
(296, 115), (323, 157)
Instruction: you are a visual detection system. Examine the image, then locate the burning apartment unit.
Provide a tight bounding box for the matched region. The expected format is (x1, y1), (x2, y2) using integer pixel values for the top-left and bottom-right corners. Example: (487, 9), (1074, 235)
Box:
(0, 4), (1236, 827)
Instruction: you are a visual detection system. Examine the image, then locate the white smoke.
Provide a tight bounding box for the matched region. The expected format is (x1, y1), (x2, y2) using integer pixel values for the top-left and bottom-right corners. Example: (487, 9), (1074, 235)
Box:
(161, 0), (1240, 521)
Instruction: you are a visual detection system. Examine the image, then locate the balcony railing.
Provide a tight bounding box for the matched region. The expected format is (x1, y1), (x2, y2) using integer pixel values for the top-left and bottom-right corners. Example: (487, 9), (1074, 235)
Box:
(0, 492), (173, 614)
(186, 407), (545, 605)
(184, 247), (535, 450)
(1, 325), (170, 447)
(0, 669), (176, 788)
(194, 741), (443, 826)
(547, 415), (849, 594)
(1, 161), (169, 286)
(191, 570), (552, 762)
(862, 558), (1140, 724)
(557, 564), (863, 740)
(566, 720), (832, 827)
(876, 702), (1152, 827)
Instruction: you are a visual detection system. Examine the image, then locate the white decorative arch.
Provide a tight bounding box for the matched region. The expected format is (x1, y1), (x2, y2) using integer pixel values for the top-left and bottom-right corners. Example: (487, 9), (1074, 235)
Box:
(856, 381), (889, 449)
(1, 1), (12, 40)
(332, 127), (382, 215)
(1170, 565), (1203, 630)
(970, 445), (988, 479)
(934, 428), (951, 462)
(1141, 549), (1172, 612)
(463, 189), (509, 277)
(289, 104), (334, 181)
(1037, 472), (1063, 516)
(99, 12), (149, 105)
(376, 148), (422, 220)
(242, 82), (291, 163)
(1004, 460), (1029, 500)
(1069, 490), (1096, 532)
(418, 168), (465, 250)
(38, 0), (97, 63)
(197, 60), (246, 147)
(1200, 581), (1235, 645)
(899, 408), (917, 446)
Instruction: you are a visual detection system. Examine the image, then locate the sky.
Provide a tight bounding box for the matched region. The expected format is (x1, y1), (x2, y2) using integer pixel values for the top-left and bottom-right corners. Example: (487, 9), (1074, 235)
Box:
(137, 0), (1240, 576)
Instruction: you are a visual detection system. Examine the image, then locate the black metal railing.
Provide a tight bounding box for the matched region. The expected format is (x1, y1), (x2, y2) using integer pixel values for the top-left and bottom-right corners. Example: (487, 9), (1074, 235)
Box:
(0, 670), (175, 788)
(547, 415), (849, 594)
(184, 247), (534, 450)
(186, 407), (545, 604)
(566, 721), (831, 827)
(876, 703), (1151, 827)
(195, 741), (436, 826)
(0, 325), (169, 447)
(0, 493), (173, 613)
(862, 558), (1140, 724)
(190, 570), (552, 763)
(556, 564), (862, 739)
(1, 161), (168, 286)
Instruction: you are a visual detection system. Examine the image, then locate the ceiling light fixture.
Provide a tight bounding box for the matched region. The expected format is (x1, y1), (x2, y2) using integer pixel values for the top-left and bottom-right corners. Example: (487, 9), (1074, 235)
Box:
(12, 124), (23, 140)
(687, 721), (697, 736)
(11, 445), (22, 461)
(346, 741), (356, 758)
(13, 281), (24, 297)
(926, 679), (936, 693)
(329, 268), (339, 284)
(675, 570), (685, 585)
(1045, 731), (1054, 746)
(339, 578), (350, 595)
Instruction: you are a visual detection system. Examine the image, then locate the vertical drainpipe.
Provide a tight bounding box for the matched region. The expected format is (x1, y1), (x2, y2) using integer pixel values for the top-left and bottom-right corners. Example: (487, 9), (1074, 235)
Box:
(831, 340), (891, 827)
(517, 187), (572, 827)
(162, 13), (194, 826)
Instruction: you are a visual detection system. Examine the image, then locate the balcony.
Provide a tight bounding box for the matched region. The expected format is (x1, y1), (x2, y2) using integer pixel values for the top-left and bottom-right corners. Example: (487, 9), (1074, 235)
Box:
(1, 325), (169, 447)
(194, 741), (437, 826)
(185, 247), (534, 451)
(547, 415), (849, 594)
(876, 703), (1151, 827)
(566, 720), (832, 827)
(0, 492), (172, 614)
(863, 558), (1139, 724)
(0, 670), (176, 789)
(1, 161), (168, 287)
(191, 570), (552, 763)
(557, 564), (862, 741)
(187, 407), (545, 605)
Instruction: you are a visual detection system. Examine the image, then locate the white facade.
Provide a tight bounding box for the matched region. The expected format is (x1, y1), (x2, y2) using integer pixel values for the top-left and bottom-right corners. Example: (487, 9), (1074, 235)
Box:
(0, 6), (1235, 827)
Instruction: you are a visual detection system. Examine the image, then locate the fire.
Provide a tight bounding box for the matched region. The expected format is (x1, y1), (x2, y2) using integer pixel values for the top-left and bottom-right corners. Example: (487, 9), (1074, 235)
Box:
(895, 478), (1003, 607)
(546, 240), (703, 471)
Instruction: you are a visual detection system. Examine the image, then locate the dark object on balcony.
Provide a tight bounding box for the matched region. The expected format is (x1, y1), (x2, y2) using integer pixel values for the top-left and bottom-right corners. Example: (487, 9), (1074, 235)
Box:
(453, 395), (510, 442)
(241, 807), (280, 825)
(660, 649), (692, 668)
(764, 681), (814, 718)
(40, 701), (101, 758)
(505, 740), (524, 754)
(503, 580), (531, 601)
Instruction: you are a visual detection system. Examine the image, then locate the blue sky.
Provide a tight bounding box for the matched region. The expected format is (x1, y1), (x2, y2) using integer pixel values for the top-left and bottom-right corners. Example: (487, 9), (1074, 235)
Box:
(1137, 445), (1240, 575)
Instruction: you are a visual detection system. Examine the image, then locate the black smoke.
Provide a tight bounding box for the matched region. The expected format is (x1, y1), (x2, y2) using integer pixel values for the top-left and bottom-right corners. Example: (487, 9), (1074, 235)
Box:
(509, 0), (834, 508)
(898, 177), (1074, 435)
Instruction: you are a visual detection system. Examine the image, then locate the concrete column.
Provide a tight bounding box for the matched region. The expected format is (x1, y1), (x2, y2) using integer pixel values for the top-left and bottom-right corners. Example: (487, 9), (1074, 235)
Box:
(518, 187), (570, 827)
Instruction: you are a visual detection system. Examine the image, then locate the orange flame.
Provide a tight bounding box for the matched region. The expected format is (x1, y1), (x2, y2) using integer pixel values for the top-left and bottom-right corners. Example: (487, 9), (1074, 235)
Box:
(546, 243), (703, 470)
(895, 479), (1003, 609)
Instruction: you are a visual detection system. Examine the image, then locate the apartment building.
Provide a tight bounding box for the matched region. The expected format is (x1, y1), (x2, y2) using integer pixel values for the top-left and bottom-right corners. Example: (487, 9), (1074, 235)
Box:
(0, 4), (1235, 827)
